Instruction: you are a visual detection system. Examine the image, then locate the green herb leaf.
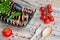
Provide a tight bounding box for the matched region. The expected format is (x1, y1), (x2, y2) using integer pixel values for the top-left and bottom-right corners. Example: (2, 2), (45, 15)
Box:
(8, 12), (15, 19)
(12, 12), (21, 16)
(8, 12), (21, 19)
(0, 0), (5, 2)
(0, 3), (4, 8)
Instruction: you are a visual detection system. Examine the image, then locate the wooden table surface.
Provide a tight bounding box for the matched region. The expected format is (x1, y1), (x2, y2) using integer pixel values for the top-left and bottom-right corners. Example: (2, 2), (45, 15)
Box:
(0, 0), (60, 40)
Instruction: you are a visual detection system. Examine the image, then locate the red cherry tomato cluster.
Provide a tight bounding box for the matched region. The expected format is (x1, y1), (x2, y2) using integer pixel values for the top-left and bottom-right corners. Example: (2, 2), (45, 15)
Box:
(40, 4), (54, 24)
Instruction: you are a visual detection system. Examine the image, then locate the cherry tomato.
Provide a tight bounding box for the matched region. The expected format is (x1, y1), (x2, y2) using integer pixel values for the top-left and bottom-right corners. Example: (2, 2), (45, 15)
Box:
(41, 12), (46, 15)
(2, 28), (12, 37)
(49, 16), (54, 21)
(47, 4), (52, 9)
(44, 18), (50, 24)
(48, 9), (52, 14)
(40, 7), (46, 12)
(40, 15), (46, 20)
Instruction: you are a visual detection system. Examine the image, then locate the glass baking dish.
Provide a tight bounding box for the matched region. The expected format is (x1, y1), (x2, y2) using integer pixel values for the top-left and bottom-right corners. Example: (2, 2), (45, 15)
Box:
(0, 0), (36, 28)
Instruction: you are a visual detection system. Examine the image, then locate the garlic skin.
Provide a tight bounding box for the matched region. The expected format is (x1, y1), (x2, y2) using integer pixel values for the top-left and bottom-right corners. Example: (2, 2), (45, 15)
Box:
(42, 27), (53, 38)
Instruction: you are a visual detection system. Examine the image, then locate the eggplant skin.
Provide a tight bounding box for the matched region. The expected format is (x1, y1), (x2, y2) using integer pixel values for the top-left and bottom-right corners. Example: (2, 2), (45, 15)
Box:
(12, 3), (33, 14)
(12, 3), (22, 12)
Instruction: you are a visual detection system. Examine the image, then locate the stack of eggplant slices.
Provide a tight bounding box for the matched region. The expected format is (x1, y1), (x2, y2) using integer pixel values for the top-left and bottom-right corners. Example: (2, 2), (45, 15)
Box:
(0, 0), (36, 28)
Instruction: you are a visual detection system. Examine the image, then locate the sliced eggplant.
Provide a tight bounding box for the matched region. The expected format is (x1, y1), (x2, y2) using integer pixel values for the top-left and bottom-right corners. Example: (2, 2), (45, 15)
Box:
(4, 16), (9, 23)
(7, 19), (10, 24)
(1, 15), (6, 22)
(10, 20), (13, 25)
(11, 2), (33, 14)
(0, 15), (5, 21)
(19, 21), (24, 28)
(12, 19), (16, 26)
(12, 3), (22, 12)
(16, 16), (21, 26)
(4, 17), (7, 22)
(16, 20), (19, 26)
